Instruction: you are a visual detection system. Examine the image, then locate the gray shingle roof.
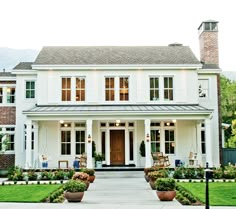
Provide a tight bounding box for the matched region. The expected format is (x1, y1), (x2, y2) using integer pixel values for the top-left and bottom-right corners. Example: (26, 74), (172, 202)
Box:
(0, 72), (15, 77)
(13, 62), (33, 70)
(33, 46), (200, 65)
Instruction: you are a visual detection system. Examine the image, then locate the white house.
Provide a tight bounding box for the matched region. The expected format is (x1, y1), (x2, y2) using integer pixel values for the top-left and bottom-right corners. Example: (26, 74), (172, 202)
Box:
(9, 20), (221, 169)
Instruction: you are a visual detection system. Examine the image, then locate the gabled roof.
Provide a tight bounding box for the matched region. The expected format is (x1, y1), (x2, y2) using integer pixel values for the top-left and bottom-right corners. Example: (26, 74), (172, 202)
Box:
(33, 46), (200, 65)
(13, 62), (33, 70)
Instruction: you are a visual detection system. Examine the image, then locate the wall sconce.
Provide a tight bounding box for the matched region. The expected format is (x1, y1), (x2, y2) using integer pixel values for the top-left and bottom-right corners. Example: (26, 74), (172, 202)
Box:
(88, 134), (92, 143)
(146, 133), (150, 142)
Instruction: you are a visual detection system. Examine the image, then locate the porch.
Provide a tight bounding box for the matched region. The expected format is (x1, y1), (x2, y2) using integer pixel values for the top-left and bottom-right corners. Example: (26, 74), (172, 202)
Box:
(20, 104), (215, 169)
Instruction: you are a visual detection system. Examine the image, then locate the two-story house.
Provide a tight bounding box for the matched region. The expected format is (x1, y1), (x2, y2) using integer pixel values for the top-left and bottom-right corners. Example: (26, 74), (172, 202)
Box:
(11, 20), (221, 169)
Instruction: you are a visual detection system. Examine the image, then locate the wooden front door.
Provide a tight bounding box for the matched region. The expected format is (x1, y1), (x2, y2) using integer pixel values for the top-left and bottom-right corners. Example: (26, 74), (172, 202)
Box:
(110, 130), (125, 165)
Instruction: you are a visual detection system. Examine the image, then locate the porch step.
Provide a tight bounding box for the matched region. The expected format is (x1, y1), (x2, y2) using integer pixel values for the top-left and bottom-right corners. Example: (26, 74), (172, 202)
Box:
(95, 167), (144, 172)
(95, 171), (144, 179)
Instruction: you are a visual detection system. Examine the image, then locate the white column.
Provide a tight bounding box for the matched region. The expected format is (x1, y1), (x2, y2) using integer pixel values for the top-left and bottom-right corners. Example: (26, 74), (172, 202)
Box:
(106, 129), (110, 165)
(25, 119), (32, 169)
(86, 119), (93, 168)
(196, 121), (202, 166)
(33, 122), (39, 168)
(205, 118), (213, 167)
(144, 119), (152, 167)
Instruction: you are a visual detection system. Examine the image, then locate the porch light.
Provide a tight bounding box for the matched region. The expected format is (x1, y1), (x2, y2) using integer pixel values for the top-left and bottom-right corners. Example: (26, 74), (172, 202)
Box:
(60, 120), (64, 124)
(172, 119), (176, 123)
(88, 134), (92, 143)
(146, 133), (150, 142)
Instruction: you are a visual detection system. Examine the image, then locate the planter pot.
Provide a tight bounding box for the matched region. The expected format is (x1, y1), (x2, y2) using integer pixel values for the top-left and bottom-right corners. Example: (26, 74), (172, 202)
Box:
(89, 175), (96, 183)
(85, 181), (90, 190)
(96, 161), (102, 168)
(149, 179), (156, 190)
(156, 190), (176, 201)
(64, 191), (84, 202)
(144, 174), (150, 182)
(139, 157), (145, 167)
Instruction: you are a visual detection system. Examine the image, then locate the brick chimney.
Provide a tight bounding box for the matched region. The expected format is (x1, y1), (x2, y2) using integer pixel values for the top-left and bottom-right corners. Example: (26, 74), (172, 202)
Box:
(198, 20), (219, 67)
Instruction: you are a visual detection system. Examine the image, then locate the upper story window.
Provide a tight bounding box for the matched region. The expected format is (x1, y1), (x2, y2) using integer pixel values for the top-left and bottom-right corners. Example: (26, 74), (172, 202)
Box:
(105, 77), (115, 101)
(119, 77), (129, 101)
(198, 79), (209, 98)
(150, 77), (159, 101)
(6, 87), (15, 103)
(26, 81), (35, 99)
(62, 78), (71, 101)
(76, 77), (85, 101)
(164, 77), (173, 101)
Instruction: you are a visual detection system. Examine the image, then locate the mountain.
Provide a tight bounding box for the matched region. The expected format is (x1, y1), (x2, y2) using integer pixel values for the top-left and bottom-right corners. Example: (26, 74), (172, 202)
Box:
(0, 47), (39, 71)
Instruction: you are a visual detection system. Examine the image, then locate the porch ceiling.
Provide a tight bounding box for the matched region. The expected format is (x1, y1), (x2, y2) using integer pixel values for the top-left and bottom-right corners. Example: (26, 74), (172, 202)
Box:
(23, 104), (213, 119)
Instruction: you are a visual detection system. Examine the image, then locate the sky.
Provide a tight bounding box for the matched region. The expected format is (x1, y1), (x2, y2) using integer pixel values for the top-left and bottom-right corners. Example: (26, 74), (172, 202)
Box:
(0, 0), (236, 71)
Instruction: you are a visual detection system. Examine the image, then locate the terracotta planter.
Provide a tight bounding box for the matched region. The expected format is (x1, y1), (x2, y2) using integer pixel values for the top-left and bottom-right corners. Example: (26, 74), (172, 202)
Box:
(156, 190), (176, 201)
(149, 179), (156, 190)
(85, 181), (90, 190)
(144, 174), (150, 182)
(89, 175), (96, 183)
(64, 191), (84, 202)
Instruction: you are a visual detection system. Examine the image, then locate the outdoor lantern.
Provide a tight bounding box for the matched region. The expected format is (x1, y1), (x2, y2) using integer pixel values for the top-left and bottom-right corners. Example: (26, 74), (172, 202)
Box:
(88, 134), (92, 143)
(146, 133), (150, 142)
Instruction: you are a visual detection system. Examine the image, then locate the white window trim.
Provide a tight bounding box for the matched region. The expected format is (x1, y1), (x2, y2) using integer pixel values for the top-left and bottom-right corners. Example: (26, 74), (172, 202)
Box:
(149, 76), (160, 102)
(0, 85), (16, 106)
(0, 125), (16, 154)
(198, 78), (210, 100)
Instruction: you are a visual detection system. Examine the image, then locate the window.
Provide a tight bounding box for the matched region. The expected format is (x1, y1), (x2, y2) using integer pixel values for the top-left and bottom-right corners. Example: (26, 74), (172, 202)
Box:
(0, 88), (2, 103)
(76, 77), (85, 101)
(24, 125), (34, 150)
(101, 131), (106, 158)
(151, 130), (160, 153)
(26, 81), (35, 99)
(61, 78), (71, 101)
(75, 131), (85, 154)
(105, 77), (115, 101)
(198, 79), (209, 98)
(201, 123), (206, 154)
(61, 131), (71, 155)
(150, 77), (159, 101)
(6, 87), (15, 103)
(164, 77), (173, 100)
(129, 131), (134, 161)
(119, 77), (129, 101)
(204, 22), (218, 31)
(0, 126), (15, 151)
(164, 130), (175, 154)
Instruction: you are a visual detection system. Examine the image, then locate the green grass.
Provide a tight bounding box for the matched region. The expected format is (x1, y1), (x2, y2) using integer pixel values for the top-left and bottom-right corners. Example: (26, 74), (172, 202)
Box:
(178, 182), (236, 206)
(0, 184), (61, 202)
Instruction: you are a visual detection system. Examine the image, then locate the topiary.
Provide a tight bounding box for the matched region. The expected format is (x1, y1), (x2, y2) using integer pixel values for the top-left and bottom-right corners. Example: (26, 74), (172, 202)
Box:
(155, 178), (176, 191)
(139, 140), (145, 157)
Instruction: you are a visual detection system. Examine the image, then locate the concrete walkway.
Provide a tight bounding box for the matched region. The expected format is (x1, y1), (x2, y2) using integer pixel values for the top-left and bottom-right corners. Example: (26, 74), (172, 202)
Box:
(0, 171), (236, 209)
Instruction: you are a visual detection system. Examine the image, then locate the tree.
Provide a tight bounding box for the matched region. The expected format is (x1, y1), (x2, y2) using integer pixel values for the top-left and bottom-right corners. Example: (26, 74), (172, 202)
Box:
(220, 75), (236, 122)
(227, 120), (236, 148)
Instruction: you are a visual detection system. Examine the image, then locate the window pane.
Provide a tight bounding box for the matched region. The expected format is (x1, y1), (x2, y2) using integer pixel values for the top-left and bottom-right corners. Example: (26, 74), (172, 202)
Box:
(150, 78), (154, 88)
(129, 132), (134, 161)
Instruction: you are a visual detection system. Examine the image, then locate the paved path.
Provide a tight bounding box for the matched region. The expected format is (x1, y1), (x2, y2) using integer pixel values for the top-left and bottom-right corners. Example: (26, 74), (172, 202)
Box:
(0, 171), (236, 209)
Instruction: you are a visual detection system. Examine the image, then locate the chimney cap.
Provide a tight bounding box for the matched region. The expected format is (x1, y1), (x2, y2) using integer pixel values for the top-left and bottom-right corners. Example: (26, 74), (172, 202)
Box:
(198, 20), (218, 30)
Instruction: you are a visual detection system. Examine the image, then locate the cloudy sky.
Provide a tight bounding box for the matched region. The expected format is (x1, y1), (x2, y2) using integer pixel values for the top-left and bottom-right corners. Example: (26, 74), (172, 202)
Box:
(0, 0), (235, 71)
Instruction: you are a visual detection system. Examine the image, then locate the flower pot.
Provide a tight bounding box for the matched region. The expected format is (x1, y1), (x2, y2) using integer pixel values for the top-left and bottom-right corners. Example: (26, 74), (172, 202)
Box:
(64, 191), (84, 202)
(84, 180), (90, 190)
(156, 190), (176, 201)
(144, 174), (150, 182)
(149, 179), (156, 190)
(96, 161), (102, 168)
(89, 175), (96, 183)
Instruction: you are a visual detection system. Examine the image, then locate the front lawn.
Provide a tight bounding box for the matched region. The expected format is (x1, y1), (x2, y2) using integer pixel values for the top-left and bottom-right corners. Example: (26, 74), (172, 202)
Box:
(178, 182), (236, 206)
(0, 184), (61, 202)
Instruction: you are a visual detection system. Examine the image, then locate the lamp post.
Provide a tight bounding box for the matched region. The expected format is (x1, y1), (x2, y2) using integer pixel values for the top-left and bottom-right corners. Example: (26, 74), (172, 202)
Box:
(205, 162), (213, 209)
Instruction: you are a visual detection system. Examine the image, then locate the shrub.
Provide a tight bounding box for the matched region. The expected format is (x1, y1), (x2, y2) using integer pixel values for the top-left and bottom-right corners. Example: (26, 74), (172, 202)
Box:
(27, 170), (38, 181)
(64, 180), (86, 192)
(184, 168), (196, 179)
(53, 170), (66, 180)
(213, 167), (223, 179)
(81, 168), (95, 176)
(173, 167), (185, 179)
(41, 170), (54, 180)
(148, 170), (168, 181)
(139, 140), (145, 157)
(144, 166), (160, 175)
(155, 178), (176, 191)
(223, 164), (236, 179)
(94, 153), (105, 162)
(67, 169), (75, 179)
(7, 166), (24, 181)
(72, 172), (89, 181)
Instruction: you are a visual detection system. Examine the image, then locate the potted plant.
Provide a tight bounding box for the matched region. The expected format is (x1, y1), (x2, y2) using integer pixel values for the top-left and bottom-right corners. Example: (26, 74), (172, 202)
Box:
(72, 172), (90, 190)
(148, 169), (168, 190)
(139, 140), (145, 167)
(155, 178), (176, 201)
(63, 180), (86, 202)
(81, 168), (96, 183)
(95, 153), (104, 168)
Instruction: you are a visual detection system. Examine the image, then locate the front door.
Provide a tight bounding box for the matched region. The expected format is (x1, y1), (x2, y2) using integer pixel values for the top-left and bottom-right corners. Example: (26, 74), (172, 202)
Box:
(110, 130), (125, 165)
